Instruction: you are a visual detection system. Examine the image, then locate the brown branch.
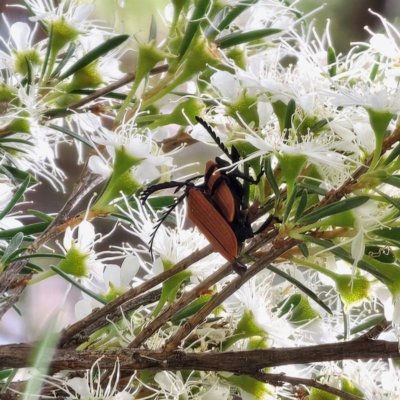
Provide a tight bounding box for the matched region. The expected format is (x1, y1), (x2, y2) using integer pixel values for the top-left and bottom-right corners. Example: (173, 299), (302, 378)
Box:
(163, 237), (298, 354)
(1, 340), (399, 372)
(127, 263), (233, 348)
(76, 288), (162, 345)
(354, 317), (392, 341)
(253, 371), (364, 400)
(31, 163), (105, 252)
(127, 228), (281, 349)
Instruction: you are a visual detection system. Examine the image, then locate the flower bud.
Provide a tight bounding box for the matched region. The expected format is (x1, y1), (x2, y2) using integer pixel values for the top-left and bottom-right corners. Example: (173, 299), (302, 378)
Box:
(226, 90), (259, 127)
(5, 117), (31, 134)
(68, 62), (104, 90)
(309, 387), (338, 400)
(57, 244), (90, 278)
(340, 378), (364, 398)
(335, 274), (371, 312)
(278, 293), (320, 325)
(12, 49), (42, 75)
(51, 17), (82, 55)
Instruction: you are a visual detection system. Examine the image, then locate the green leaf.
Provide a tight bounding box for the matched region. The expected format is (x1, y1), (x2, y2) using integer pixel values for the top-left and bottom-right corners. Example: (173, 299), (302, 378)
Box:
(204, 7), (228, 38)
(179, 0), (211, 59)
(364, 245), (395, 263)
(13, 253), (65, 262)
(2, 166), (36, 183)
(0, 222), (50, 239)
(0, 176), (30, 221)
(215, 28), (281, 49)
(383, 142), (400, 166)
(294, 189), (308, 222)
(51, 42), (77, 78)
(42, 108), (74, 118)
(297, 196), (370, 224)
(297, 182), (327, 196)
(382, 175), (400, 189)
(298, 242), (309, 258)
(0, 295), (12, 304)
(48, 123), (94, 149)
(58, 34), (129, 81)
(370, 54), (380, 81)
(208, 0), (257, 37)
(51, 266), (108, 305)
(21, 262), (44, 273)
(327, 45), (336, 77)
(13, 304), (21, 316)
(376, 189), (400, 211)
(284, 98), (296, 136)
(336, 314), (385, 340)
(267, 264), (333, 315)
(21, 262), (44, 275)
(283, 185), (298, 223)
(0, 369), (18, 392)
(21, 0), (47, 33)
(2, 246), (29, 267)
(70, 89), (133, 102)
(24, 57), (34, 93)
(22, 316), (59, 400)
(40, 23), (54, 81)
(0, 145), (29, 155)
(171, 294), (213, 324)
(0, 232), (24, 269)
(0, 164), (19, 185)
(149, 15), (157, 42)
(309, 118), (331, 133)
(264, 156), (280, 201)
(0, 138), (34, 146)
(27, 209), (54, 222)
(152, 271), (191, 317)
(372, 227), (400, 241)
(302, 235), (389, 282)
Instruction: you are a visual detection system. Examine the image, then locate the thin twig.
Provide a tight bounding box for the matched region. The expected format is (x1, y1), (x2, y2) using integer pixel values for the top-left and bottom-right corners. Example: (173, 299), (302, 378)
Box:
(59, 245), (213, 347)
(354, 317), (392, 341)
(74, 288), (162, 345)
(163, 237), (298, 354)
(252, 371), (364, 400)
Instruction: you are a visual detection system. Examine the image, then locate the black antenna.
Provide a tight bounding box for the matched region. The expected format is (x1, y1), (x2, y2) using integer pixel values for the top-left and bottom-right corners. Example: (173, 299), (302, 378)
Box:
(195, 116), (232, 160)
(147, 191), (187, 256)
(141, 179), (200, 257)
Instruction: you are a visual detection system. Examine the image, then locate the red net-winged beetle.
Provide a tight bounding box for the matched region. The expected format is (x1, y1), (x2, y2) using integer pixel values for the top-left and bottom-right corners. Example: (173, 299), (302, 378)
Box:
(140, 117), (263, 275)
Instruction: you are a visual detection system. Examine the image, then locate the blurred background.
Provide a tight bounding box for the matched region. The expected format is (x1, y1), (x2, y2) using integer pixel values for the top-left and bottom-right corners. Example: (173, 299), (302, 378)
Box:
(0, 0), (399, 343)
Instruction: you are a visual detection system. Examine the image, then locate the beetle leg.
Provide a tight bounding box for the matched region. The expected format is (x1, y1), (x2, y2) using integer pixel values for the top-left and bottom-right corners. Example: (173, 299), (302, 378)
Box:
(232, 259), (247, 276)
(252, 214), (274, 235)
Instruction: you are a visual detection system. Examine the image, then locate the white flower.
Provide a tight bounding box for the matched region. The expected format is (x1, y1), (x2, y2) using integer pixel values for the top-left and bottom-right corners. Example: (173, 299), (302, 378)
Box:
(57, 220), (105, 290)
(0, 21), (38, 70)
(75, 256), (139, 320)
(87, 119), (176, 185)
(243, 123), (354, 188)
(329, 83), (400, 114)
(64, 359), (136, 399)
(22, 0), (95, 29)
